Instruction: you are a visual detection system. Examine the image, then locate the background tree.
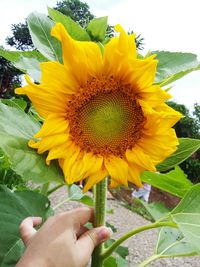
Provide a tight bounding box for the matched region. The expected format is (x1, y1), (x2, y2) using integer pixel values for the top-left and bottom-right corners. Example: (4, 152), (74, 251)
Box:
(6, 22), (33, 51)
(167, 101), (200, 183)
(0, 47), (22, 98)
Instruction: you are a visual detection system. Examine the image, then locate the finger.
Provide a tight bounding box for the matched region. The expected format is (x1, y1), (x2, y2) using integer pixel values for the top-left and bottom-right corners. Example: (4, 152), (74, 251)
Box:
(77, 225), (89, 238)
(77, 226), (113, 258)
(59, 207), (94, 227)
(19, 217), (42, 246)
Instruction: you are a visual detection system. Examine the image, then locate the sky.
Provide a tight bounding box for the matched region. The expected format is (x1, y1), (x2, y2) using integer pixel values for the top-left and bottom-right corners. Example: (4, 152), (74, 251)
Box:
(0, 0), (199, 112)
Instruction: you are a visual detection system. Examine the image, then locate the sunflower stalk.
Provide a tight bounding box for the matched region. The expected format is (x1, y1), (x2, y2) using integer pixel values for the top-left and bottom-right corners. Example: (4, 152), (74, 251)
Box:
(91, 177), (108, 267)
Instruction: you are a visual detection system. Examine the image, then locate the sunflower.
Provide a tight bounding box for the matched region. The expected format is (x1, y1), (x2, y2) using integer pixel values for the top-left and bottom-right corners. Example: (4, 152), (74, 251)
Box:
(16, 23), (182, 192)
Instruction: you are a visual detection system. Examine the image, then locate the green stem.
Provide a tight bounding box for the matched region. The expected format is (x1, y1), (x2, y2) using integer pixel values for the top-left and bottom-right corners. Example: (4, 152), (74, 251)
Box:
(91, 178), (108, 267)
(101, 221), (177, 259)
(138, 254), (160, 267)
(40, 183), (50, 195)
(47, 183), (64, 195)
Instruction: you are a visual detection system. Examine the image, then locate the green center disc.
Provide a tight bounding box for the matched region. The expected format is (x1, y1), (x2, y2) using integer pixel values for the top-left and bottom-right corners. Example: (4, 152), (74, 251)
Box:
(78, 91), (140, 148)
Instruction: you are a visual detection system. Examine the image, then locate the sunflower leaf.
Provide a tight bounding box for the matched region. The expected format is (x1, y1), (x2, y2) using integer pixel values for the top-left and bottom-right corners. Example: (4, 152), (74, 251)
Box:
(68, 184), (93, 206)
(86, 16), (108, 42)
(103, 255), (128, 267)
(153, 51), (200, 85)
(48, 7), (90, 41)
(0, 101), (64, 184)
(141, 166), (192, 198)
(1, 98), (27, 111)
(0, 185), (53, 267)
(0, 48), (46, 82)
(27, 12), (62, 62)
(168, 184), (200, 254)
(155, 227), (197, 258)
(157, 138), (200, 172)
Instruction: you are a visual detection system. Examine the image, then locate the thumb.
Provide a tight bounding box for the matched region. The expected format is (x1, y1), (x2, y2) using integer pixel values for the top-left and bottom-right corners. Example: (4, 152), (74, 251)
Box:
(77, 226), (113, 257)
(19, 217), (42, 247)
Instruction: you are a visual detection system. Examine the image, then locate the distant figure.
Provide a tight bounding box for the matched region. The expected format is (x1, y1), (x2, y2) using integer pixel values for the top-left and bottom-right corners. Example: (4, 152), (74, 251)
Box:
(132, 183), (151, 202)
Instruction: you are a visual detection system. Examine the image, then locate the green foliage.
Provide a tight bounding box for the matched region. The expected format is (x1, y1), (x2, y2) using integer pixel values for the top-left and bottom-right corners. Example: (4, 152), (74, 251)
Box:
(0, 101), (64, 184)
(87, 17), (108, 42)
(167, 101), (200, 139)
(157, 138), (200, 172)
(68, 184), (94, 206)
(140, 201), (169, 221)
(27, 12), (62, 62)
(167, 102), (200, 183)
(0, 48), (47, 82)
(48, 7), (90, 41)
(0, 185), (53, 267)
(0, 148), (25, 190)
(0, 48), (22, 98)
(169, 184), (200, 253)
(104, 239), (129, 267)
(2, 98), (27, 111)
(142, 166), (193, 198)
(54, 0), (94, 28)
(123, 198), (154, 222)
(153, 51), (200, 86)
(103, 256), (128, 267)
(155, 227), (197, 258)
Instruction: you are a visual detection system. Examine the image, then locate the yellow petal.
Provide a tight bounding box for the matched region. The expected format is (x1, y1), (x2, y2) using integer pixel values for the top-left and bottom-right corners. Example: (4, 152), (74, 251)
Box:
(104, 156), (129, 186)
(103, 24), (137, 77)
(82, 153), (103, 177)
(109, 178), (120, 188)
(128, 163), (143, 187)
(16, 75), (67, 118)
(83, 169), (108, 193)
(51, 23), (103, 84)
(128, 56), (158, 90)
(34, 115), (69, 138)
(40, 61), (78, 94)
(37, 134), (69, 154)
(126, 145), (156, 172)
(62, 145), (81, 183)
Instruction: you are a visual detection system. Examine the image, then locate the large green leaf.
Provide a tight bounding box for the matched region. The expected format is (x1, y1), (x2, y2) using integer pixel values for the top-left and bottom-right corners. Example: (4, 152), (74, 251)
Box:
(103, 256), (128, 267)
(0, 149), (10, 170)
(169, 184), (200, 253)
(0, 185), (53, 267)
(155, 227), (197, 258)
(142, 166), (192, 198)
(2, 98), (27, 111)
(0, 101), (64, 184)
(27, 12), (62, 62)
(48, 8), (90, 41)
(68, 184), (93, 206)
(86, 17), (108, 42)
(153, 51), (200, 85)
(141, 201), (169, 221)
(157, 138), (200, 172)
(0, 49), (46, 82)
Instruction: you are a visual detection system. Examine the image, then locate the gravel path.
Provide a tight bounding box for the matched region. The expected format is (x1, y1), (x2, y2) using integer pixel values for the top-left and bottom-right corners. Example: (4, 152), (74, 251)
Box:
(50, 187), (199, 267)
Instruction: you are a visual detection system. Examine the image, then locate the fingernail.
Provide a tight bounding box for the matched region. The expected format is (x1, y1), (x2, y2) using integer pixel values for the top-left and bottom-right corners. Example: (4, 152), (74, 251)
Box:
(98, 227), (113, 241)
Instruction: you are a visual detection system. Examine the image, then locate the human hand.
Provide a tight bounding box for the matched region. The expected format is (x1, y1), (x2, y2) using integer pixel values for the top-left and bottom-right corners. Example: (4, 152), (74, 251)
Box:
(16, 207), (112, 267)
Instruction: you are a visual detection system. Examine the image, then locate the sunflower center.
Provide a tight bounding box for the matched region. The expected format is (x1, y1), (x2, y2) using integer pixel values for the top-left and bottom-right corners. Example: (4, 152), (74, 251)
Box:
(66, 77), (145, 156)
